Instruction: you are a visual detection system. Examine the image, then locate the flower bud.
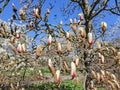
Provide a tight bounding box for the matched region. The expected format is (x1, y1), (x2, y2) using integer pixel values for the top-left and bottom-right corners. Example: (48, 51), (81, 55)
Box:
(78, 26), (86, 38)
(88, 32), (93, 45)
(71, 62), (77, 79)
(75, 56), (79, 67)
(63, 61), (69, 72)
(66, 31), (70, 39)
(34, 7), (39, 18)
(78, 13), (84, 20)
(48, 35), (52, 45)
(19, 8), (26, 20)
(96, 41), (101, 49)
(57, 42), (62, 54)
(21, 44), (26, 53)
(48, 59), (55, 76)
(46, 8), (50, 14)
(36, 45), (42, 58)
(55, 70), (60, 85)
(91, 70), (96, 79)
(67, 40), (72, 52)
(70, 19), (73, 24)
(17, 43), (22, 53)
(101, 22), (107, 32)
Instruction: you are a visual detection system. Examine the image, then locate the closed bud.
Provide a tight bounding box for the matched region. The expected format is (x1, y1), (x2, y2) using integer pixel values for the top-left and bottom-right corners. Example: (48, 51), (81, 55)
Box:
(89, 81), (94, 89)
(70, 19), (73, 24)
(36, 45), (42, 58)
(91, 70), (97, 79)
(21, 44), (26, 53)
(78, 26), (86, 38)
(71, 62), (77, 79)
(17, 43), (22, 53)
(34, 8), (39, 18)
(57, 42), (62, 53)
(75, 56), (79, 67)
(46, 8), (50, 14)
(67, 40), (72, 52)
(19, 8), (26, 20)
(55, 70), (60, 85)
(74, 18), (77, 24)
(63, 61), (69, 72)
(48, 59), (55, 76)
(96, 41), (101, 49)
(66, 31), (70, 39)
(29, 21), (34, 29)
(96, 73), (100, 83)
(101, 22), (107, 32)
(88, 32), (93, 45)
(48, 35), (52, 45)
(16, 31), (20, 39)
(10, 36), (15, 44)
(78, 13), (84, 20)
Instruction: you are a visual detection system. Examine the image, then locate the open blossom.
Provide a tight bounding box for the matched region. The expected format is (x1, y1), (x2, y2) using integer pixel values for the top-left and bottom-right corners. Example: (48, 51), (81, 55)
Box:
(88, 32), (93, 45)
(48, 35), (52, 45)
(101, 22), (107, 31)
(71, 62), (77, 79)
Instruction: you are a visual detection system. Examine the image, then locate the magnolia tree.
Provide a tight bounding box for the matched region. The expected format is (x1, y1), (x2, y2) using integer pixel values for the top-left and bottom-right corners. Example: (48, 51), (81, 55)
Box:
(0, 0), (120, 90)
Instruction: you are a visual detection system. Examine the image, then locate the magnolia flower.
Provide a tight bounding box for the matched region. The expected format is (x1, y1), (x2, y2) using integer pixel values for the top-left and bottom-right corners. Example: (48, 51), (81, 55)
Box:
(96, 73), (100, 83)
(70, 19), (73, 24)
(10, 36), (15, 44)
(34, 7), (39, 18)
(17, 43), (22, 53)
(48, 59), (55, 76)
(96, 41), (101, 49)
(29, 21), (34, 29)
(46, 8), (50, 14)
(57, 42), (62, 53)
(16, 31), (20, 39)
(67, 40), (72, 52)
(66, 31), (70, 39)
(48, 35), (52, 45)
(71, 62), (77, 79)
(78, 13), (84, 20)
(63, 61), (69, 72)
(88, 32), (93, 45)
(75, 56), (79, 67)
(100, 70), (105, 77)
(78, 27), (86, 38)
(39, 70), (43, 79)
(21, 44), (26, 53)
(91, 70), (96, 79)
(55, 70), (60, 85)
(89, 81), (94, 89)
(73, 18), (77, 25)
(19, 8), (26, 20)
(101, 22), (107, 32)
(36, 45), (42, 59)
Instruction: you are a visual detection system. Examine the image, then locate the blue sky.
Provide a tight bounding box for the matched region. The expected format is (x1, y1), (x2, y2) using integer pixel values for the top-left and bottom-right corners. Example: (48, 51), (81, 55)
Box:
(0, 0), (119, 41)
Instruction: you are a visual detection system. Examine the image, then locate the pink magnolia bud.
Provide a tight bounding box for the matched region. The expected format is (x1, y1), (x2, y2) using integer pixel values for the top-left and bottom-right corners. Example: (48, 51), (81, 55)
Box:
(48, 35), (52, 45)
(96, 41), (101, 49)
(29, 21), (34, 29)
(70, 19), (72, 24)
(48, 59), (56, 76)
(88, 33), (93, 45)
(55, 70), (60, 85)
(67, 40), (72, 52)
(16, 33), (20, 39)
(17, 43), (22, 53)
(78, 13), (84, 20)
(66, 31), (70, 39)
(74, 18), (77, 24)
(46, 8), (50, 14)
(21, 44), (26, 53)
(75, 56), (79, 67)
(57, 42), (62, 53)
(101, 22), (107, 32)
(34, 8), (39, 18)
(71, 62), (77, 79)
